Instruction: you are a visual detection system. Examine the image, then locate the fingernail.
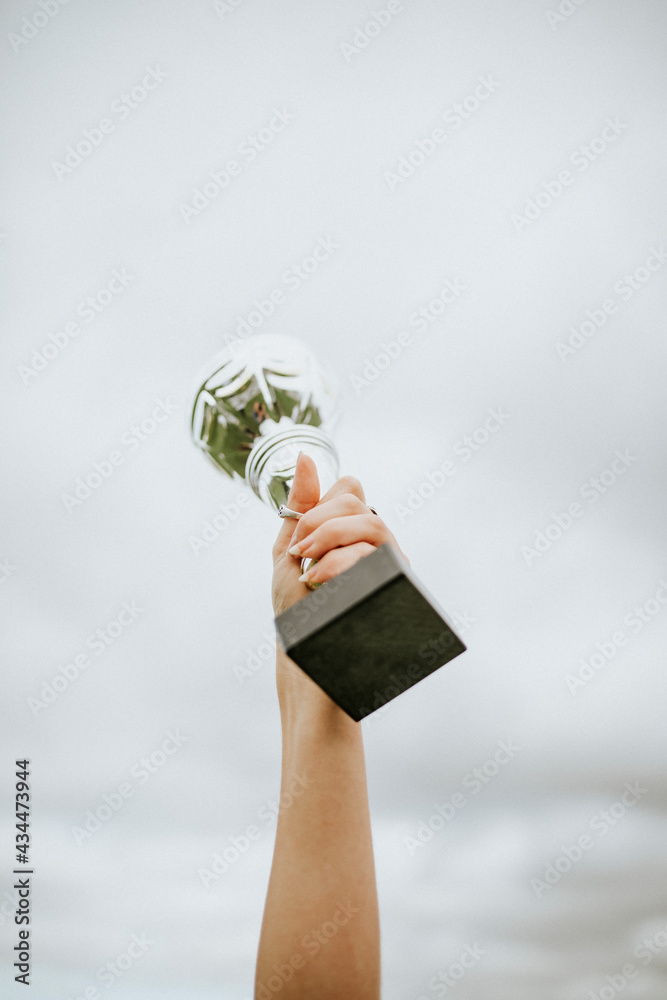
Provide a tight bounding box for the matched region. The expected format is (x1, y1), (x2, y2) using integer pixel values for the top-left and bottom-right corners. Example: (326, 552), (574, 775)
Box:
(288, 544), (302, 557)
(298, 572), (311, 583)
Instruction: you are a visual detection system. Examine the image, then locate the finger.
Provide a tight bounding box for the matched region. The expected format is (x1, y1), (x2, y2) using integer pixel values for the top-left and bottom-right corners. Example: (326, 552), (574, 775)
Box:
(273, 453), (320, 557)
(289, 513), (396, 561)
(318, 474), (366, 506)
(300, 541), (376, 586)
(290, 492), (370, 546)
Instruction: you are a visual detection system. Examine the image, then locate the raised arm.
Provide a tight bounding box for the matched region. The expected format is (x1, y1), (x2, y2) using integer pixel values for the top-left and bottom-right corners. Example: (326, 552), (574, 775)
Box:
(254, 453), (403, 999)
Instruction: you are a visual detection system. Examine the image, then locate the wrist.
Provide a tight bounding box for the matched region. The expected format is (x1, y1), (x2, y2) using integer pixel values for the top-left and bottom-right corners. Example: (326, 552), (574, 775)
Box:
(276, 648), (359, 743)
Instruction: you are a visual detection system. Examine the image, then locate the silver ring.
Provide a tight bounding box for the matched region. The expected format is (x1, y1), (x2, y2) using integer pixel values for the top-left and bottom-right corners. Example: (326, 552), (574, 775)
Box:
(278, 505), (303, 519)
(300, 556), (321, 590)
(368, 505), (379, 516)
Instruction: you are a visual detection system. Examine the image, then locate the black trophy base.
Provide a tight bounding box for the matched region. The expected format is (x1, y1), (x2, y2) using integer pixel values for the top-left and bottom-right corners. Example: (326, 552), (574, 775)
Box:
(274, 544), (466, 721)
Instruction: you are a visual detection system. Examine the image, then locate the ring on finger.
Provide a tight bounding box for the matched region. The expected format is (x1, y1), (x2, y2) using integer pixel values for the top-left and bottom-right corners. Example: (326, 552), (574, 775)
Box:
(300, 556), (321, 590)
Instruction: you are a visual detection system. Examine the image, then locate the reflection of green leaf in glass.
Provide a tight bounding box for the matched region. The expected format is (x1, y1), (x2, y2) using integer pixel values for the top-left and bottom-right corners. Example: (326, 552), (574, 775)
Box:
(272, 385), (322, 428)
(206, 416), (250, 478)
(193, 350), (326, 480)
(302, 401), (322, 427)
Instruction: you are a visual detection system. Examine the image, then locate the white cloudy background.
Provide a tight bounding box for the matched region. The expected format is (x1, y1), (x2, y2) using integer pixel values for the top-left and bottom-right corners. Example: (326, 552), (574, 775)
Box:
(1, 0), (667, 997)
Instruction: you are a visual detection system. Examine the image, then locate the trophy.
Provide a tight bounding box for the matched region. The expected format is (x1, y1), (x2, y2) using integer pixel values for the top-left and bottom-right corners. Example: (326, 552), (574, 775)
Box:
(191, 334), (466, 720)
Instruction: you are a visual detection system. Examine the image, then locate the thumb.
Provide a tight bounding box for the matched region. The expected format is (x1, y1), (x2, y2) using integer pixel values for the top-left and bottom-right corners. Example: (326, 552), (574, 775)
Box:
(274, 452), (320, 555)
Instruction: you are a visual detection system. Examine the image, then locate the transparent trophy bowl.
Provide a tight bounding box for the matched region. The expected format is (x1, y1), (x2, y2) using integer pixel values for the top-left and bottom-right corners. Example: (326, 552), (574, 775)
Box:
(191, 334), (339, 510)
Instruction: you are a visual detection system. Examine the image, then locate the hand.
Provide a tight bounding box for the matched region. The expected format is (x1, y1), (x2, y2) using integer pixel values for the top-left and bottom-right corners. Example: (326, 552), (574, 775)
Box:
(271, 453), (406, 618)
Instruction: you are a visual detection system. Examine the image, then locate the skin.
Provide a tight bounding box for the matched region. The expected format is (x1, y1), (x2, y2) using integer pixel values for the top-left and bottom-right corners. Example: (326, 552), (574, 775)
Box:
(254, 453), (404, 1000)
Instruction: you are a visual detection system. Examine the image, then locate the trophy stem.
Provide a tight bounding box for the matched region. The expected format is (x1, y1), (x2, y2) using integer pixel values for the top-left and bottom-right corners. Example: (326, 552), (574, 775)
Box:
(247, 424), (339, 510)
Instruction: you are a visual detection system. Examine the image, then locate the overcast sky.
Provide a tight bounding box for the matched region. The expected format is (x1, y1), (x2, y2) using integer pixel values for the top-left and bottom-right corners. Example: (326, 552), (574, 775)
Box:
(1, 0), (667, 997)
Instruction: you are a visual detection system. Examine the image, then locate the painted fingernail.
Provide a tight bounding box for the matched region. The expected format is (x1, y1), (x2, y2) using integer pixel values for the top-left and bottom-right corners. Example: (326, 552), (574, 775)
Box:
(288, 544), (302, 557)
(298, 572), (311, 583)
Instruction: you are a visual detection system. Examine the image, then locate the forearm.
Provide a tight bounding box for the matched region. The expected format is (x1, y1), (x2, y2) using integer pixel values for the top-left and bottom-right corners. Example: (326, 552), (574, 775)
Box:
(255, 650), (380, 999)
